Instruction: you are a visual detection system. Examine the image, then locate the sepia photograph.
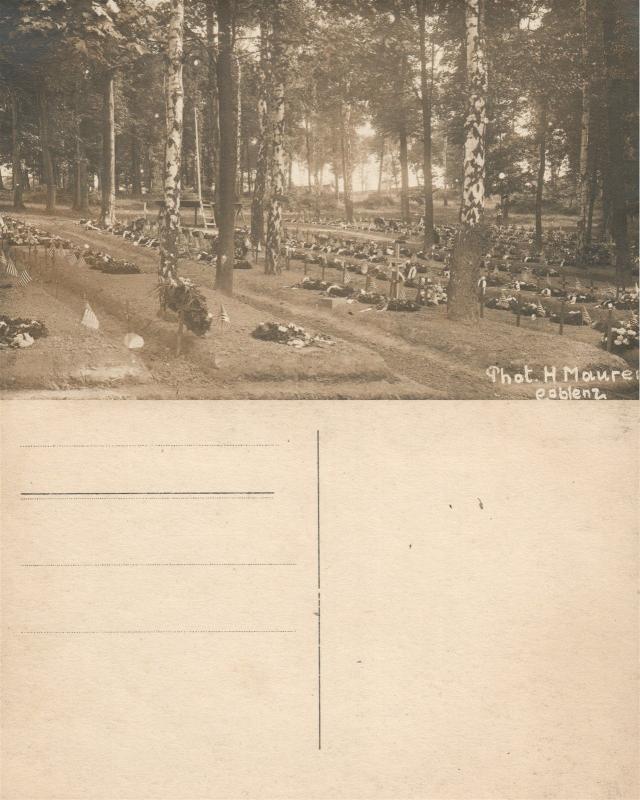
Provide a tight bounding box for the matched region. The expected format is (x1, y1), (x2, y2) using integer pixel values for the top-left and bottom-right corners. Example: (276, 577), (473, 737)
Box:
(0, 0), (637, 399)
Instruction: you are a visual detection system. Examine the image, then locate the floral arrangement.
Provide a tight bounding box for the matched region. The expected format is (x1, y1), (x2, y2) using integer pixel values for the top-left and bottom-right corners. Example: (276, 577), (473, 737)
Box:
(157, 278), (212, 336)
(0, 314), (48, 348)
(602, 316), (639, 351)
(252, 321), (334, 348)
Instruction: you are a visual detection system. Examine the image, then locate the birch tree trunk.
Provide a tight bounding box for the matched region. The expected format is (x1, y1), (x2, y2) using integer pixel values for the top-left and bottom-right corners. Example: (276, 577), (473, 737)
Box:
(10, 91), (24, 210)
(251, 20), (269, 247)
(448, 0), (487, 321)
(215, 0), (237, 293)
(340, 103), (354, 224)
(265, 0), (286, 275)
(418, 0), (435, 246)
(38, 91), (56, 213)
(100, 72), (116, 227)
(234, 53), (242, 197)
(159, 0), (184, 285)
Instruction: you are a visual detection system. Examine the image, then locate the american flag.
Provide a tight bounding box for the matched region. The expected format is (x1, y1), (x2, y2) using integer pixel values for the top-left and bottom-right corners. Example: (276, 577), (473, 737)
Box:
(368, 277), (378, 293)
(0, 252), (6, 266)
(6, 257), (18, 277)
(76, 254), (86, 268)
(47, 244), (56, 260)
(17, 270), (32, 287)
(343, 270), (351, 285)
(218, 304), (230, 325)
(581, 305), (592, 325)
(536, 299), (546, 317)
(81, 302), (100, 330)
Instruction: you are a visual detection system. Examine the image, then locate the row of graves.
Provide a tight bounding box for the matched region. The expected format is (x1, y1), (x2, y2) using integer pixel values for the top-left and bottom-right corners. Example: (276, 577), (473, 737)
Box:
(280, 225), (639, 353)
(297, 214), (640, 277)
(3, 212), (636, 358)
(1, 214), (337, 355)
(79, 216), (254, 270)
(0, 214), (215, 353)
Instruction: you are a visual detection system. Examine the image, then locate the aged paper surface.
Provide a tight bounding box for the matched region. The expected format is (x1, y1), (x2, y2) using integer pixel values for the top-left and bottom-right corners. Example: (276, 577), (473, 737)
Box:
(1, 401), (638, 800)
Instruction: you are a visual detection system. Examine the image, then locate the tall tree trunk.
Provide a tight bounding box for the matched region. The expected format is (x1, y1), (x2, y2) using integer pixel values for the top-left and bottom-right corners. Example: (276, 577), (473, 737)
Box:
(73, 107), (89, 215)
(602, 0), (629, 291)
(418, 0), (435, 246)
(377, 137), (385, 193)
(448, 0), (487, 321)
(442, 129), (449, 206)
(265, 0), (286, 275)
(534, 97), (547, 252)
(245, 137), (252, 193)
(586, 124), (599, 245)
(159, 0), (184, 284)
(577, 0), (594, 260)
(38, 91), (56, 213)
(100, 72), (116, 226)
(215, 0), (237, 293)
(305, 118), (312, 190)
(10, 91), (25, 210)
(234, 53), (242, 197)
(339, 103), (354, 223)
(205, 1), (220, 194)
(131, 133), (142, 196)
(398, 125), (411, 223)
(251, 20), (269, 247)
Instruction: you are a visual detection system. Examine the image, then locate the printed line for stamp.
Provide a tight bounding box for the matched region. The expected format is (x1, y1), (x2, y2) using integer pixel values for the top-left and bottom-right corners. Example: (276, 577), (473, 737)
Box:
(20, 629), (296, 635)
(20, 444), (281, 449)
(21, 491), (274, 496)
(20, 496), (271, 501)
(21, 562), (297, 568)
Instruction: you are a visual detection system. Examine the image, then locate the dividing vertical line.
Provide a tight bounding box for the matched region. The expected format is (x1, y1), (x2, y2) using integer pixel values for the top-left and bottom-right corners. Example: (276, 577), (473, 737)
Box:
(316, 429), (321, 750)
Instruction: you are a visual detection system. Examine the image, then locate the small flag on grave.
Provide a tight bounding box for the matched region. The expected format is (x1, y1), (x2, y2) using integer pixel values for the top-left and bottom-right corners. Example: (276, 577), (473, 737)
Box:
(0, 252), (6, 266)
(581, 305), (592, 325)
(536, 299), (546, 317)
(81, 302), (100, 330)
(77, 253), (86, 268)
(343, 270), (351, 285)
(47, 244), (56, 260)
(6, 257), (18, 277)
(218, 304), (230, 325)
(17, 270), (32, 287)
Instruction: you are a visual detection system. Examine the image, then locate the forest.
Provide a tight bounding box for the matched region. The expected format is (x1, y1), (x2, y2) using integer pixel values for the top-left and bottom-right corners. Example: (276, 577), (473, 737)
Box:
(0, 0), (638, 399)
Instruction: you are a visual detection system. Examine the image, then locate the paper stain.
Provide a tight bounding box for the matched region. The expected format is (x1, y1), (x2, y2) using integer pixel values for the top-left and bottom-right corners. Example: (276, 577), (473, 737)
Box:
(478, 497), (484, 510)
